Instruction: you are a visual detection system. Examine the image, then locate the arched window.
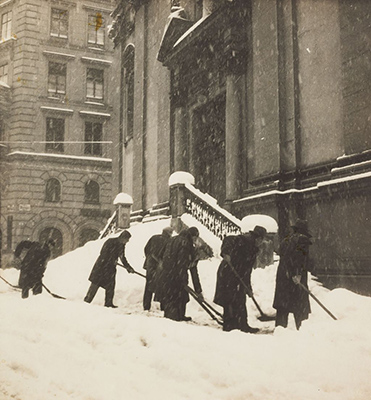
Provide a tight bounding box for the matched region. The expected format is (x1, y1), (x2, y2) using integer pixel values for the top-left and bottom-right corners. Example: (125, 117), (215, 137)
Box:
(79, 228), (100, 247)
(122, 45), (134, 142)
(45, 178), (61, 202)
(84, 180), (100, 204)
(39, 227), (63, 258)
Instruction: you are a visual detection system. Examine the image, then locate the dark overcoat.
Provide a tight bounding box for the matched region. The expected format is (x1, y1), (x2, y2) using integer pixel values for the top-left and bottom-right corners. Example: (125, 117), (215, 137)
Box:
(156, 230), (196, 306)
(88, 237), (131, 289)
(273, 232), (312, 320)
(143, 233), (171, 292)
(214, 233), (259, 307)
(17, 241), (51, 289)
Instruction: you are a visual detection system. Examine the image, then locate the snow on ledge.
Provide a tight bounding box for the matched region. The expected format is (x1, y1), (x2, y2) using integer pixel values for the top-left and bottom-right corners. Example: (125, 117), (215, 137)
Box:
(42, 50), (76, 59)
(168, 171), (195, 186)
(173, 15), (210, 48)
(0, 80), (10, 88)
(7, 151), (112, 163)
(81, 57), (112, 65)
(79, 110), (111, 118)
(113, 193), (133, 205)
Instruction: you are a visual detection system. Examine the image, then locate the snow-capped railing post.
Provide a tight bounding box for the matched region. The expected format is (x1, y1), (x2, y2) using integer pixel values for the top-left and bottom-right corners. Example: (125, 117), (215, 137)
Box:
(169, 171), (193, 218)
(113, 193), (133, 230)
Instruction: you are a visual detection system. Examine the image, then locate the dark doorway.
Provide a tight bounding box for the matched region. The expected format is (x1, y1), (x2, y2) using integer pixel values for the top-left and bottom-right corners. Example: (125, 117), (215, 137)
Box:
(39, 227), (63, 258)
(193, 96), (226, 205)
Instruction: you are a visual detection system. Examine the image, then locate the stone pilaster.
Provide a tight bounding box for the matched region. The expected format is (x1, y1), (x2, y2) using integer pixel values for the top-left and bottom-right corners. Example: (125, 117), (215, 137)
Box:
(171, 67), (188, 172)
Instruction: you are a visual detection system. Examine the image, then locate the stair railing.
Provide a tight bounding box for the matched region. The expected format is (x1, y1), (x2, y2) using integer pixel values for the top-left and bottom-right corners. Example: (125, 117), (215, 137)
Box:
(170, 181), (241, 240)
(99, 210), (118, 239)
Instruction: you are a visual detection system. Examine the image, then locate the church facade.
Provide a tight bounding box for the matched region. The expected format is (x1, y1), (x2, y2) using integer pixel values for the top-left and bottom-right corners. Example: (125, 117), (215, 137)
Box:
(110, 0), (371, 294)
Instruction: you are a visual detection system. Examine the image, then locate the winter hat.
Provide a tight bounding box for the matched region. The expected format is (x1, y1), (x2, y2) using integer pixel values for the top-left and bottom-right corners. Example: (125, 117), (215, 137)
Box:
(251, 225), (267, 239)
(291, 219), (311, 237)
(187, 227), (199, 238)
(119, 230), (132, 240)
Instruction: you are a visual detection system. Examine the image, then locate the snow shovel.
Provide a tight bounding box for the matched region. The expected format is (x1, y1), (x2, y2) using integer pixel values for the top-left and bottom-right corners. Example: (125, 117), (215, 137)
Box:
(116, 263), (146, 278)
(185, 285), (223, 326)
(298, 282), (337, 320)
(42, 283), (66, 300)
(225, 260), (276, 322)
(250, 295), (276, 322)
(0, 274), (20, 289)
(186, 285), (224, 319)
(123, 264), (223, 325)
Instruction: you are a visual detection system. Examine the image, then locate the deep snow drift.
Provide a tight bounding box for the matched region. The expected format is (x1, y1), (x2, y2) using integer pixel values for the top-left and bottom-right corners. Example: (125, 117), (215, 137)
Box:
(1, 216), (371, 400)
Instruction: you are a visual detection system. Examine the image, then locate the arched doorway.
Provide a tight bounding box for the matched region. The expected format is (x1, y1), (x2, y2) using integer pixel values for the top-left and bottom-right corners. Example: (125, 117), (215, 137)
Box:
(193, 95), (226, 205)
(39, 227), (63, 258)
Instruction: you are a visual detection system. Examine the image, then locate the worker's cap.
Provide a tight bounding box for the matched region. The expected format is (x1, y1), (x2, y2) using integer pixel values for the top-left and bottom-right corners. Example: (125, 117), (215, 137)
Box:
(187, 227), (199, 237)
(119, 230), (132, 239)
(251, 225), (267, 239)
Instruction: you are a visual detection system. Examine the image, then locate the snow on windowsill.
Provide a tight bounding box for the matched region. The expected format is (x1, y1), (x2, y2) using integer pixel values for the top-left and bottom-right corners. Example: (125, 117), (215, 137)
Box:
(7, 151), (112, 163)
(0, 36), (16, 45)
(79, 110), (111, 118)
(81, 57), (112, 65)
(43, 50), (76, 59)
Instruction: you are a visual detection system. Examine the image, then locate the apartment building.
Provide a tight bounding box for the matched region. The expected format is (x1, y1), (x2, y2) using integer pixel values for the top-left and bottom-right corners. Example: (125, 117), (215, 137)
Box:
(0, 0), (120, 263)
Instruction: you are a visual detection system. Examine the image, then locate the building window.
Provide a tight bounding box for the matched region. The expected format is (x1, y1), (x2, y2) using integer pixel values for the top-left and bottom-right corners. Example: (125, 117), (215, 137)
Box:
(123, 46), (134, 141)
(48, 62), (66, 97)
(1, 11), (12, 42)
(0, 64), (8, 85)
(84, 180), (100, 204)
(45, 178), (61, 202)
(88, 13), (105, 47)
(86, 68), (103, 101)
(84, 121), (102, 156)
(51, 8), (68, 38)
(46, 117), (64, 153)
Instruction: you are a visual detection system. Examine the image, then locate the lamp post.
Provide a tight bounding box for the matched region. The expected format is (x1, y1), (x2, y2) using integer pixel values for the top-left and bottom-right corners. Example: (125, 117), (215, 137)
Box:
(113, 193), (133, 230)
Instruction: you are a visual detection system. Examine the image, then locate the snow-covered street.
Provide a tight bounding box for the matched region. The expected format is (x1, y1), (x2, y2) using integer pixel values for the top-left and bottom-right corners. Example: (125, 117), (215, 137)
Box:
(1, 218), (371, 400)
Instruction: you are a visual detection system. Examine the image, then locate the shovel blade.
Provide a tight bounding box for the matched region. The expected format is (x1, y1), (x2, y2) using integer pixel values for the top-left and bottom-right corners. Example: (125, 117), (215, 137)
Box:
(258, 314), (276, 322)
